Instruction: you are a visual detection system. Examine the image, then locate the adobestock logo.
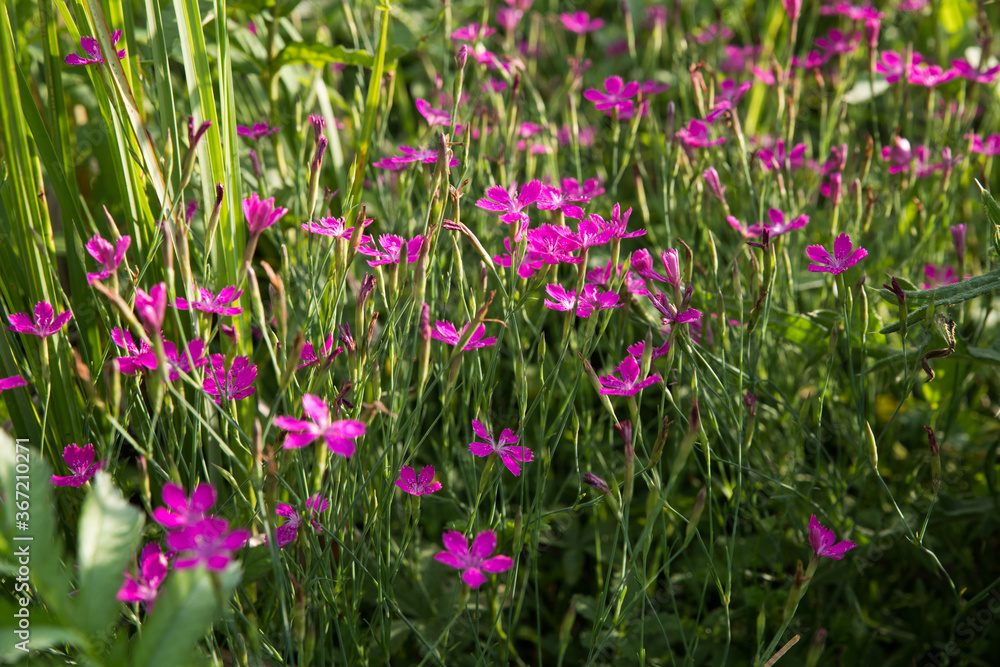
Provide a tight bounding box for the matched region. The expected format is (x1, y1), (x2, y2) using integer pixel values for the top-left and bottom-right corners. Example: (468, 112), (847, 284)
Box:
(921, 587), (1000, 666)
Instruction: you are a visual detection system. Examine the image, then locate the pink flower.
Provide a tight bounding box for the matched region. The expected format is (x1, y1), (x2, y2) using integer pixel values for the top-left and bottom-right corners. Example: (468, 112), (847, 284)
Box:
(820, 173), (843, 205)
(586, 261), (648, 297)
(908, 62), (958, 87)
(301, 216), (373, 242)
(575, 217), (613, 248)
(598, 356), (661, 396)
(922, 264), (959, 289)
(395, 465), (442, 496)
(651, 293), (702, 327)
(520, 224), (583, 273)
(627, 339), (670, 361)
(237, 122), (280, 140)
(7, 301), (73, 337)
(749, 208), (809, 238)
(808, 514), (857, 560)
(951, 59), (1000, 84)
(51, 443), (103, 487)
(273, 495), (329, 548)
(720, 45), (760, 73)
(476, 180), (542, 225)
(110, 327), (157, 375)
(275, 393), (366, 457)
(536, 185), (586, 219)
(135, 283), (167, 332)
(174, 286), (243, 316)
(562, 177), (604, 202)
(431, 320), (497, 350)
(559, 11), (604, 34)
(758, 140), (807, 172)
(165, 339), (209, 380)
(815, 29), (860, 56)
(966, 133), (1000, 156)
(468, 420), (533, 476)
(591, 203), (645, 239)
(242, 193), (289, 236)
(703, 167), (727, 202)
(676, 119), (725, 149)
(65, 29), (125, 65)
(583, 76), (639, 116)
(415, 98), (451, 127)
(792, 51), (831, 70)
(876, 51), (923, 83)
(951, 224), (967, 263)
(543, 284), (620, 317)
(85, 234), (130, 284)
(818, 2), (882, 21)
(880, 136), (914, 173)
(434, 529), (513, 588)
(357, 234), (424, 266)
(202, 355), (257, 403)
(297, 334), (341, 370)
(496, 7), (524, 31)
(806, 233), (867, 274)
(117, 543), (169, 606)
(167, 517), (249, 571)
(692, 23), (734, 44)
(704, 79), (752, 123)
(451, 23), (496, 42)
(153, 482), (217, 529)
(0, 375), (28, 393)
(782, 0), (802, 22)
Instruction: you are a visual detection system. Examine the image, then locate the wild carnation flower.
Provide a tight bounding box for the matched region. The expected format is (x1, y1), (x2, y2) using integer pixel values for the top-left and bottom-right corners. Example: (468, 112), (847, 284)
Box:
(922, 264), (959, 289)
(275, 393), (366, 457)
(431, 320), (497, 350)
(357, 234), (423, 266)
(468, 420), (533, 476)
(415, 99), (451, 126)
(167, 517), (250, 571)
(559, 11), (605, 34)
(0, 375), (28, 393)
(110, 327), (157, 375)
(395, 465), (442, 496)
(243, 192), (289, 236)
(543, 284), (620, 318)
(7, 301), (73, 337)
(676, 119), (725, 149)
(908, 62), (958, 87)
(651, 293), (702, 327)
(819, 2), (882, 21)
(476, 180), (542, 226)
(627, 339), (670, 361)
(165, 339), (209, 381)
(598, 356), (661, 396)
(881, 136), (914, 173)
(692, 23), (734, 44)
(237, 122), (280, 140)
(434, 529), (513, 588)
(202, 355), (257, 403)
(134, 283), (167, 332)
(117, 543), (169, 607)
(85, 234), (130, 284)
(583, 76), (639, 116)
(301, 216), (373, 243)
(806, 233), (867, 274)
(175, 286), (243, 316)
(966, 133), (1000, 156)
(451, 22), (496, 42)
(65, 29), (126, 65)
(575, 217), (614, 248)
(536, 185), (586, 219)
(951, 59), (1000, 84)
(591, 203), (645, 239)
(792, 51), (830, 70)
(153, 482), (216, 529)
(876, 51), (923, 83)
(815, 28), (860, 56)
(561, 177), (604, 202)
(51, 443), (103, 487)
(273, 495), (329, 548)
(749, 208), (809, 238)
(298, 334), (341, 369)
(758, 140), (807, 172)
(808, 514), (857, 560)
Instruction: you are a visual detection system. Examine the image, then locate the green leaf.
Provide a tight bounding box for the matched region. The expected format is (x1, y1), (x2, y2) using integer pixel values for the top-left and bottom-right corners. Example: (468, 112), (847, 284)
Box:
(876, 267), (1000, 334)
(72, 473), (144, 636)
(132, 564), (243, 667)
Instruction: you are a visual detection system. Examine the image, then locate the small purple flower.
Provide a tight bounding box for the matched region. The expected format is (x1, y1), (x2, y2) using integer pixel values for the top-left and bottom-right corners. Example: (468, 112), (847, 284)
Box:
(820, 173), (843, 205)
(395, 465), (442, 496)
(950, 224), (967, 263)
(431, 320), (497, 350)
(476, 180), (543, 226)
(65, 29), (126, 65)
(908, 62), (959, 87)
(749, 208), (809, 238)
(537, 185), (586, 219)
(792, 51), (831, 70)
(202, 355), (257, 403)
(676, 119), (725, 149)
(966, 133), (1000, 156)
(582, 473), (610, 493)
(952, 59), (1000, 84)
(758, 140), (807, 172)
(469, 420), (533, 476)
(117, 543), (169, 607)
(111, 327), (157, 375)
(51, 443), (103, 487)
(298, 334), (341, 370)
(275, 393), (366, 457)
(815, 29), (860, 56)
(164, 339), (209, 381)
(167, 517), (250, 571)
(357, 234), (424, 266)
(583, 76), (639, 116)
(174, 286), (243, 316)
(434, 529), (513, 588)
(451, 22), (496, 42)
(153, 482), (217, 529)
(135, 283), (167, 332)
(627, 339), (670, 361)
(703, 167), (727, 202)
(598, 356), (661, 396)
(819, 2), (882, 21)
(242, 192), (289, 236)
(559, 11), (605, 34)
(85, 234), (130, 284)
(415, 99), (451, 127)
(273, 495), (329, 548)
(0, 375), (28, 393)
(808, 514), (857, 560)
(7, 301), (73, 337)
(302, 215), (373, 242)
(592, 203), (645, 239)
(651, 293), (702, 327)
(876, 51), (923, 83)
(806, 233), (867, 274)
(782, 0), (802, 22)
(237, 122), (280, 140)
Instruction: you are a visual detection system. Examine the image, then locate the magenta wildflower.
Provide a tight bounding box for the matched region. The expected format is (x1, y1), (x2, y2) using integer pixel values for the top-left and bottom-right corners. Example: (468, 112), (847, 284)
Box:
(175, 286), (243, 316)
(434, 529), (513, 588)
(85, 234), (130, 284)
(592, 203), (645, 239)
(165, 339), (209, 381)
(298, 334), (341, 369)
(598, 356), (661, 396)
(652, 292), (702, 328)
(676, 119), (725, 149)
(469, 420), (533, 476)
(395, 465), (442, 496)
(818, 2), (882, 21)
(476, 180), (543, 225)
(952, 59), (1000, 84)
(806, 233), (867, 274)
(703, 167), (727, 202)
(273, 495), (329, 548)
(575, 217), (613, 248)
(202, 355), (257, 403)
(496, 7), (524, 32)
(808, 515), (857, 560)
(782, 0), (802, 22)
(153, 483), (217, 529)
(627, 339), (670, 361)
(820, 173), (843, 205)
(815, 29), (860, 56)
(51, 443), (103, 487)
(275, 393), (366, 457)
(415, 99), (451, 126)
(692, 23), (734, 45)
(758, 140), (807, 172)
(111, 327), (157, 375)
(135, 283), (167, 332)
(237, 122), (280, 140)
(966, 133), (1000, 156)
(357, 234), (424, 267)
(544, 284), (620, 318)
(301, 215), (373, 243)
(880, 136), (914, 173)
(7, 301), (73, 337)
(451, 22), (496, 42)
(704, 79), (752, 123)
(583, 76), (639, 116)
(876, 51), (922, 83)
(749, 208), (809, 238)
(0, 375), (28, 392)
(117, 543), (169, 606)
(586, 261), (648, 297)
(431, 320), (497, 350)
(559, 11), (604, 34)
(243, 192), (288, 236)
(908, 62), (958, 87)
(720, 44), (761, 73)
(562, 177), (604, 202)
(899, 0), (928, 9)
(582, 473), (610, 493)
(167, 517), (249, 571)
(537, 185), (586, 219)
(951, 224), (967, 263)
(922, 264), (959, 289)
(65, 29), (125, 65)
(630, 249), (668, 282)
(792, 51), (831, 70)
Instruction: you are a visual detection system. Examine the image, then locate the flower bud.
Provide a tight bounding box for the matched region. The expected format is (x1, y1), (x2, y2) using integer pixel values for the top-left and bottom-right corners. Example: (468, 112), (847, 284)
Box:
(703, 167), (726, 203)
(864, 420), (878, 468)
(924, 425), (941, 493)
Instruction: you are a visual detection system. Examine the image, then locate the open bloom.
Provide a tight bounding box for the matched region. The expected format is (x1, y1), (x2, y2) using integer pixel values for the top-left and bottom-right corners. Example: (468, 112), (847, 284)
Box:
(7, 301), (73, 337)
(153, 483), (216, 529)
(559, 11), (604, 33)
(758, 140), (807, 172)
(111, 327), (158, 375)
(51, 443), (103, 487)
(165, 339), (209, 380)
(583, 76), (639, 116)
(65, 29), (125, 65)
(749, 208), (809, 238)
(434, 529), (513, 588)
(806, 233), (867, 274)
(966, 133), (1000, 156)
(476, 180), (542, 226)
(243, 193), (288, 236)
(202, 355), (257, 403)
(167, 517), (250, 571)
(676, 119), (725, 149)
(395, 465), (442, 496)
(85, 234), (130, 284)
(174, 286), (243, 316)
(591, 203), (645, 239)
(297, 334), (341, 369)
(117, 543), (169, 606)
(301, 215), (373, 242)
(598, 356), (661, 396)
(469, 420), (533, 476)
(415, 99), (451, 126)
(274, 495), (329, 548)
(275, 393), (366, 457)
(0, 375), (28, 393)
(808, 515), (857, 560)
(431, 320), (497, 350)
(237, 122), (280, 140)
(357, 234), (424, 266)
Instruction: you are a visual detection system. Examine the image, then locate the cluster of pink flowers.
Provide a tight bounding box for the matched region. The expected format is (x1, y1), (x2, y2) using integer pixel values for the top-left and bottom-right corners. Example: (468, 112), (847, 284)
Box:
(273, 495), (330, 548)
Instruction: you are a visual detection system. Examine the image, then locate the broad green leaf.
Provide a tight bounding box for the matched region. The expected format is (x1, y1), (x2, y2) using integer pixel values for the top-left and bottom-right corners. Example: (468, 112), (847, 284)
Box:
(72, 473), (144, 636)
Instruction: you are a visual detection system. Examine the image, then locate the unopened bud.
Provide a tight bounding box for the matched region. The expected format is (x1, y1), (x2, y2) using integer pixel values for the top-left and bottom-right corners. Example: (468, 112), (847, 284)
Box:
(703, 167), (726, 203)
(864, 421), (878, 468)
